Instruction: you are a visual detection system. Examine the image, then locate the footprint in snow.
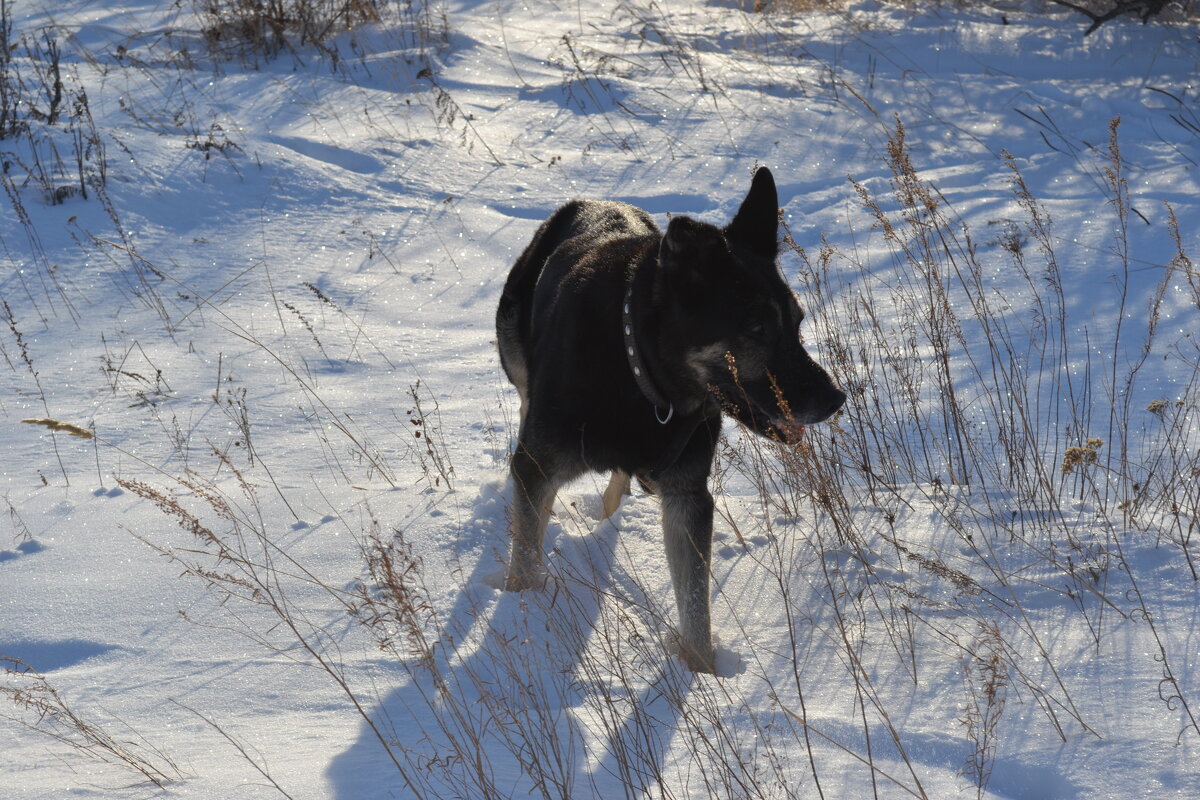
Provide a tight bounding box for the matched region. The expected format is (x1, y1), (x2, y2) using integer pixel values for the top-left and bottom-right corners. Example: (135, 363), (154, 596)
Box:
(0, 638), (118, 672)
(0, 539), (46, 562)
(4, 486), (127, 561)
(268, 135), (384, 175)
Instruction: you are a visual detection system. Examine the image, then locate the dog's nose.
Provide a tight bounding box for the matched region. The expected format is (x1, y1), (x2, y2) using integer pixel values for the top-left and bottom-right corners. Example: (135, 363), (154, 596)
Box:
(822, 388), (847, 419)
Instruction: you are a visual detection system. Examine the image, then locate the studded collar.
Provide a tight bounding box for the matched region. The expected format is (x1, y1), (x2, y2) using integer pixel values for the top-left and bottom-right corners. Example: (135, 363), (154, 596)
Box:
(622, 269), (674, 425)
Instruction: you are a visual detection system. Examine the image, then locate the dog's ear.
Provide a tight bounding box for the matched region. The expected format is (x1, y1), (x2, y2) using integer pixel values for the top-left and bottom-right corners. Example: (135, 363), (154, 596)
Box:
(725, 167), (778, 258)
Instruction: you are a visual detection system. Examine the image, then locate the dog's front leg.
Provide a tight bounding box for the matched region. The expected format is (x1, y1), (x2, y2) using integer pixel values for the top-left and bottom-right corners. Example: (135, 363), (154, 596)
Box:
(601, 470), (631, 519)
(505, 444), (559, 591)
(661, 489), (716, 673)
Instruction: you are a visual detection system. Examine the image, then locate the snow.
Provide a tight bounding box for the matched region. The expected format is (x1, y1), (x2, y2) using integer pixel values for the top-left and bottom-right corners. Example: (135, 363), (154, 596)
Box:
(2, 0), (1199, 798)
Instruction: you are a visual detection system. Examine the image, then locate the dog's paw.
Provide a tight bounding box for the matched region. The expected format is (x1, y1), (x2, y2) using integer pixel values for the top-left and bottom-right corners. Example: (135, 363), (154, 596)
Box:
(502, 568), (547, 592)
(682, 650), (718, 675)
(669, 635), (718, 675)
(669, 634), (745, 677)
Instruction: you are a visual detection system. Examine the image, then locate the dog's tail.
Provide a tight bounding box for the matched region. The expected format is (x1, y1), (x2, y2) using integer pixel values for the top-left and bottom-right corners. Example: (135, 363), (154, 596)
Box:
(496, 203), (585, 396)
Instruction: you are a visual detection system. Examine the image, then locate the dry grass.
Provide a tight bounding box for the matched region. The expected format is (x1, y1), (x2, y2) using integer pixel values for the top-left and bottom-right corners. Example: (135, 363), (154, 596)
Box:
(196, 0), (385, 61)
(1, 656), (181, 788)
(761, 114), (1199, 793)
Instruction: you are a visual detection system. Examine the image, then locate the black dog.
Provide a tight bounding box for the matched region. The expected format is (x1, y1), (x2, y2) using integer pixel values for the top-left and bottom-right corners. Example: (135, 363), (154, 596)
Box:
(496, 167), (845, 672)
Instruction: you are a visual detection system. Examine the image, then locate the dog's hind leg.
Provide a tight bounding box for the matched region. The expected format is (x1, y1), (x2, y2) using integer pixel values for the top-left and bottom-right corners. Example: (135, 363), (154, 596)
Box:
(516, 385), (529, 430)
(505, 444), (561, 591)
(661, 489), (717, 673)
(601, 470), (631, 520)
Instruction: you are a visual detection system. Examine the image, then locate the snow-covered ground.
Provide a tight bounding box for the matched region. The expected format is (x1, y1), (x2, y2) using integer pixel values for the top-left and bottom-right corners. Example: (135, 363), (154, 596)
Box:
(3, 1), (1199, 797)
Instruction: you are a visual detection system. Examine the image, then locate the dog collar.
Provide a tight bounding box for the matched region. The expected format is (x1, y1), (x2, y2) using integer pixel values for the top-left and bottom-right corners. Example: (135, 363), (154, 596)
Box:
(622, 284), (674, 425)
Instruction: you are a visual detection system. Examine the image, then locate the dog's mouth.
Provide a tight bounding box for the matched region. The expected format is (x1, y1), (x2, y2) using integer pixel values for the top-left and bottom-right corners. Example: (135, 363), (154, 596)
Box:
(769, 419), (806, 444)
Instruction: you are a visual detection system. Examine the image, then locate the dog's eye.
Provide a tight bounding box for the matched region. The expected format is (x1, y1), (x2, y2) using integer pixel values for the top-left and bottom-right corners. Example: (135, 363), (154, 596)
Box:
(747, 321), (767, 340)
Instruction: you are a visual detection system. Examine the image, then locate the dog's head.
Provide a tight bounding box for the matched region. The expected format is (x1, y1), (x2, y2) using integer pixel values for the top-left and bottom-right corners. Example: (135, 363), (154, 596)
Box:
(655, 167), (846, 443)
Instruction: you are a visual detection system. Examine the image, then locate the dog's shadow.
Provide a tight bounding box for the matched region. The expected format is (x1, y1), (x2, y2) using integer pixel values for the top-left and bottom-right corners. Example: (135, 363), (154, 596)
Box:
(326, 478), (700, 798)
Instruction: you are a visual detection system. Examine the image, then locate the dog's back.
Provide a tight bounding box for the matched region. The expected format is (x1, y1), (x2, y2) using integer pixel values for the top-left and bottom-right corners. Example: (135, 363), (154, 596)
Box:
(496, 200), (656, 415)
